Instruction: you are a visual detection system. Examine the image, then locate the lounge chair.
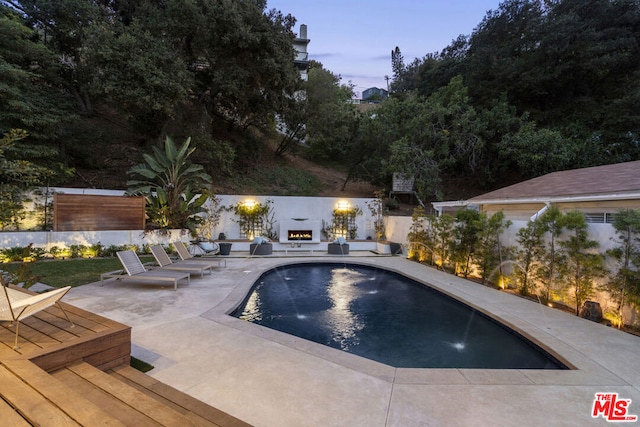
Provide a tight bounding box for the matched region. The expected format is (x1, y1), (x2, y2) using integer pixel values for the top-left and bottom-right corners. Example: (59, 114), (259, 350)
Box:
(101, 250), (190, 291)
(173, 241), (227, 268)
(149, 245), (213, 278)
(0, 280), (74, 349)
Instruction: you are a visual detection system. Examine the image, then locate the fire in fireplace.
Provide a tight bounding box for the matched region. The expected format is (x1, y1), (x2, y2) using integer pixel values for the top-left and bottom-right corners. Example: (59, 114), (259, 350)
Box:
(288, 230), (313, 241)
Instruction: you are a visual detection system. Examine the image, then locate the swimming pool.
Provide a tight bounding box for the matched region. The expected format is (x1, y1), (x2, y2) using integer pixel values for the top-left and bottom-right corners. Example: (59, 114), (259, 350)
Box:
(233, 263), (567, 369)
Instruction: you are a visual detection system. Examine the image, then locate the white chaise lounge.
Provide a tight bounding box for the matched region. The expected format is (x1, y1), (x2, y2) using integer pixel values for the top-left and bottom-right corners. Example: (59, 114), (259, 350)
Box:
(149, 245), (213, 278)
(173, 241), (226, 268)
(100, 250), (190, 291)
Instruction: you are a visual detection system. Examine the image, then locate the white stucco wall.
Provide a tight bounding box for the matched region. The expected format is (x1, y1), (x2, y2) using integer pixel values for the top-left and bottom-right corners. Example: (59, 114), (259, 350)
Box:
(2, 189), (398, 249)
(500, 220), (617, 253)
(0, 188), (621, 254)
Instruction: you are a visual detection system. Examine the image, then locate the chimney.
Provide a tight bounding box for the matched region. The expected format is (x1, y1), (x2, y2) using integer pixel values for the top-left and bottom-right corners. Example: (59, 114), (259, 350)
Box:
(300, 24), (307, 40)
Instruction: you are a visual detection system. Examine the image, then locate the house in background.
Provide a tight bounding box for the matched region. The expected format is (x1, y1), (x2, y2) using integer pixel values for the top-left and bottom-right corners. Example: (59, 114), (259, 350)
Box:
(293, 24), (310, 81)
(432, 160), (640, 223)
(362, 87), (388, 102)
(433, 160), (640, 256)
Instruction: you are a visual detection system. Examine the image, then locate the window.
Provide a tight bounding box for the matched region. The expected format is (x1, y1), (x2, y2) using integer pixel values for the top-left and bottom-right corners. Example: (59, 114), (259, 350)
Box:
(584, 213), (615, 224)
(584, 213), (605, 223)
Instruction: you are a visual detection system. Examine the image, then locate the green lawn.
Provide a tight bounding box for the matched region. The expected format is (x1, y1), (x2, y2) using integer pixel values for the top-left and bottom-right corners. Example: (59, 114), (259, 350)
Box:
(3, 256), (155, 288)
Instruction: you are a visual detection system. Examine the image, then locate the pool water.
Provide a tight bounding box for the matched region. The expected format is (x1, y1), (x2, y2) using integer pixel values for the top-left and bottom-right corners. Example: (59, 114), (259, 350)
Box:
(234, 263), (566, 369)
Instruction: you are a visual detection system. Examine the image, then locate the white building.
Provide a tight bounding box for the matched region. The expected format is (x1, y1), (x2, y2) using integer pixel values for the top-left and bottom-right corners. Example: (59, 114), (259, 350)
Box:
(292, 24), (310, 81)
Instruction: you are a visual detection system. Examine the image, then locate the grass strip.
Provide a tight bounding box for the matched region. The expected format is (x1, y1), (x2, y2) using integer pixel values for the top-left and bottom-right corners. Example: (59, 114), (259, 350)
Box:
(2, 256), (155, 288)
(130, 356), (155, 373)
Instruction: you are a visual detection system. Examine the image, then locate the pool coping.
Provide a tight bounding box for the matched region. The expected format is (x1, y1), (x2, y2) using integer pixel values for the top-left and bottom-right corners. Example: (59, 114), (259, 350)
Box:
(203, 257), (634, 388)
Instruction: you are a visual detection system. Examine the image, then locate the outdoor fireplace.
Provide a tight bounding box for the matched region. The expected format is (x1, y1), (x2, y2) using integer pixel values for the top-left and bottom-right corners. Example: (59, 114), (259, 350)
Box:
(288, 230), (313, 241)
(279, 220), (322, 244)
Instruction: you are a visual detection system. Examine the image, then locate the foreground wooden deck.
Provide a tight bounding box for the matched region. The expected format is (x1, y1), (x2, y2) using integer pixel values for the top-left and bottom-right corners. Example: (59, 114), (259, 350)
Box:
(0, 289), (250, 426)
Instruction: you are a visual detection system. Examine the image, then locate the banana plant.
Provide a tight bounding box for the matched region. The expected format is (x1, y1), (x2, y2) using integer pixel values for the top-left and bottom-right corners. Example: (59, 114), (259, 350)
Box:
(127, 136), (212, 233)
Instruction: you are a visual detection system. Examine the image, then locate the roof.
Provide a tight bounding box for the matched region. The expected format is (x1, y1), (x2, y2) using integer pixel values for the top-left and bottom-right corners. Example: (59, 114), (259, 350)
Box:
(466, 161), (640, 203)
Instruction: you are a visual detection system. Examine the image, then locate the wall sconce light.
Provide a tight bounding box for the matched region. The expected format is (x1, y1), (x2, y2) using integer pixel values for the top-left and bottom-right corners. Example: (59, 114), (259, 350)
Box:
(337, 200), (350, 211)
(243, 199), (256, 210)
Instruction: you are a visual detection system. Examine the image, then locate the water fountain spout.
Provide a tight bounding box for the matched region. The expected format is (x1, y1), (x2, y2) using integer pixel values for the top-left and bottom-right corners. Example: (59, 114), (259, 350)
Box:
(407, 242), (439, 265)
(487, 260), (551, 330)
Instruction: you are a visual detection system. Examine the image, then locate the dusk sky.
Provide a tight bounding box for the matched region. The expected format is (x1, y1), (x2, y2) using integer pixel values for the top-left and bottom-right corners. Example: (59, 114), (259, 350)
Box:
(267, 0), (503, 97)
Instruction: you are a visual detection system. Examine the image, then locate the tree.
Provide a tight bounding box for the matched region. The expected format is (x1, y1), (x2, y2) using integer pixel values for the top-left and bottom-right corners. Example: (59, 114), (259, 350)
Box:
(432, 213), (455, 271)
(391, 47), (405, 86)
(416, 35), (469, 98)
(605, 209), (640, 327)
(559, 211), (606, 315)
(340, 109), (389, 189)
(126, 136), (212, 232)
(466, 0), (640, 165)
(82, 16), (192, 138)
(3, 0), (103, 114)
(386, 0), (640, 186)
(0, 5), (76, 155)
(275, 91), (308, 156)
(514, 218), (545, 296)
(0, 130), (41, 229)
(386, 77), (484, 201)
(537, 205), (565, 303)
(5, 0), (302, 143)
(181, 0), (300, 130)
(497, 124), (576, 179)
(305, 62), (358, 161)
(451, 208), (482, 278)
(365, 191), (387, 241)
(390, 46), (427, 96)
(465, 0), (547, 110)
(406, 207), (435, 263)
(473, 211), (511, 285)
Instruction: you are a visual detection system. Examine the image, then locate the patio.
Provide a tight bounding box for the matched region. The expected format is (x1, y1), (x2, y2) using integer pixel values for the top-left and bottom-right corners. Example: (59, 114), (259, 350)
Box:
(66, 252), (640, 426)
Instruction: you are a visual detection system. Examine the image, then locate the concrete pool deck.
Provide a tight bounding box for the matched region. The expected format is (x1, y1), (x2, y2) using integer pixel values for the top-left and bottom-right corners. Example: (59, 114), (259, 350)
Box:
(66, 253), (640, 426)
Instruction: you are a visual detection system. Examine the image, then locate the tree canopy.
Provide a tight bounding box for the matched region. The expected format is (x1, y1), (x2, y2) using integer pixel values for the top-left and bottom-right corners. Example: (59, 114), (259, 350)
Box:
(1, 0), (639, 202)
(382, 0), (640, 201)
(0, 0), (302, 186)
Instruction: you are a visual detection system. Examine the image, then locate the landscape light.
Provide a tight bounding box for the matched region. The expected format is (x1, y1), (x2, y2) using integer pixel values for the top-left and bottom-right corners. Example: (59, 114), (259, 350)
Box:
(337, 200), (350, 211)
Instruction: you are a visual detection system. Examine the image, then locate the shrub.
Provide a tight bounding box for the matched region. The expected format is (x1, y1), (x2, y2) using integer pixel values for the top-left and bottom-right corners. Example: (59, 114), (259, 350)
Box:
(69, 245), (86, 258)
(384, 198), (399, 210)
(0, 244), (44, 263)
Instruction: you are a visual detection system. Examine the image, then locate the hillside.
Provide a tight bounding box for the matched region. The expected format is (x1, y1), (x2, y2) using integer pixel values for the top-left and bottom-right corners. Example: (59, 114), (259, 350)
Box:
(62, 118), (378, 198)
(60, 113), (489, 214)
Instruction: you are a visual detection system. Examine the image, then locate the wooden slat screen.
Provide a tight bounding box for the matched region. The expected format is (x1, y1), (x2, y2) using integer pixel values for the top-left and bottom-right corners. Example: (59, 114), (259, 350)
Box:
(53, 194), (145, 231)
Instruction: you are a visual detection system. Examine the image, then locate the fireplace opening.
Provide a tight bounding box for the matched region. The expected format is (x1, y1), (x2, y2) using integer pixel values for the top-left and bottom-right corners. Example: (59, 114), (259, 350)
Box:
(288, 230), (312, 241)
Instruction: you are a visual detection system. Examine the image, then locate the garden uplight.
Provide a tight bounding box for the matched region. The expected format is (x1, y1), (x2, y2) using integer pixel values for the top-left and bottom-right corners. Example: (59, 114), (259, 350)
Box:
(337, 200), (350, 211)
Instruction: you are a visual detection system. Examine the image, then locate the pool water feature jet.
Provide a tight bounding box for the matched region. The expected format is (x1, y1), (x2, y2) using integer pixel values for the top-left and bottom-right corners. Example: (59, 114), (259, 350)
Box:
(273, 268), (307, 321)
(447, 310), (475, 351)
(488, 260), (550, 331)
(407, 241), (439, 265)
